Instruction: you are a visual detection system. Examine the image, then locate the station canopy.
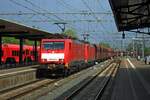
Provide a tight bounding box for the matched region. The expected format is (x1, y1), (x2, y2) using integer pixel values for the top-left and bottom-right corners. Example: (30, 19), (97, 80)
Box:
(109, 0), (150, 34)
(0, 18), (67, 40)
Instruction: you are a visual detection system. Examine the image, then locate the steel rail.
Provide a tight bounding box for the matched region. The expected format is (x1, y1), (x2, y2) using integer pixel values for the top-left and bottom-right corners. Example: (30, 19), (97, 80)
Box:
(94, 63), (119, 100)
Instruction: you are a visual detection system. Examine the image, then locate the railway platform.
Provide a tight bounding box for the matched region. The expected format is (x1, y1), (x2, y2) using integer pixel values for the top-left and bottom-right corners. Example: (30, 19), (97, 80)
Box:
(0, 65), (39, 93)
(108, 58), (150, 100)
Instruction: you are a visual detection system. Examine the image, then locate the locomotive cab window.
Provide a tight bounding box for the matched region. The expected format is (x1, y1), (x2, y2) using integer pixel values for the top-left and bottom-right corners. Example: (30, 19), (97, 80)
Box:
(43, 42), (64, 50)
(26, 50), (29, 55)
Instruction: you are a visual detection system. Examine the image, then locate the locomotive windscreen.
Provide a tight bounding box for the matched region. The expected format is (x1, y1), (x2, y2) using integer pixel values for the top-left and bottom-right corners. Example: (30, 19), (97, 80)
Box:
(43, 42), (64, 50)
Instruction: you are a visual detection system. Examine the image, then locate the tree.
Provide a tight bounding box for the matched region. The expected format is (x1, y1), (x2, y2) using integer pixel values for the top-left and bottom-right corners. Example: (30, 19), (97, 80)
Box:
(2, 37), (19, 44)
(63, 29), (78, 39)
(145, 47), (150, 56)
(126, 42), (133, 52)
(127, 41), (150, 56)
(2, 37), (36, 45)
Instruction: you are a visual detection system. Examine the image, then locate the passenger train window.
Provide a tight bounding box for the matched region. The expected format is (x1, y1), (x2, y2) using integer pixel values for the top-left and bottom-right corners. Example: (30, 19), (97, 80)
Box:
(26, 50), (29, 55)
(23, 51), (25, 54)
(12, 51), (15, 56)
(12, 51), (16, 56)
(30, 51), (38, 55)
(12, 50), (20, 56)
(43, 42), (64, 50)
(16, 51), (19, 56)
(30, 51), (33, 55)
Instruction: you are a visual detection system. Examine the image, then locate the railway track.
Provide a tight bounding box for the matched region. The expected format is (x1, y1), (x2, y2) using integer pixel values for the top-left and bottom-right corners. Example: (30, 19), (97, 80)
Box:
(95, 62), (119, 100)
(64, 61), (120, 100)
(0, 79), (59, 99)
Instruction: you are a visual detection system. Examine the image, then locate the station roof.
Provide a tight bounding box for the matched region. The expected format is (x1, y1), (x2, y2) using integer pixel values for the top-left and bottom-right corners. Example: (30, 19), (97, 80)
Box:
(109, 0), (150, 33)
(0, 18), (66, 40)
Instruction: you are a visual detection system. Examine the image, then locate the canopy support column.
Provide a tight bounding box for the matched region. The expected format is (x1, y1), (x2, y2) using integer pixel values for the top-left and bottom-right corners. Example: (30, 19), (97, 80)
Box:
(34, 40), (38, 62)
(19, 38), (23, 64)
(0, 35), (2, 65)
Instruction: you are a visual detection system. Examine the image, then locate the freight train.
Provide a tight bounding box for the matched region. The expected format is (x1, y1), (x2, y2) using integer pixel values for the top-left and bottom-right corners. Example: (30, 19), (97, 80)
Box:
(1, 44), (37, 64)
(39, 38), (117, 76)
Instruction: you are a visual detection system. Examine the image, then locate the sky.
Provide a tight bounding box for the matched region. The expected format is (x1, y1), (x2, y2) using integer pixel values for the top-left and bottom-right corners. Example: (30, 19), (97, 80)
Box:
(0, 0), (142, 50)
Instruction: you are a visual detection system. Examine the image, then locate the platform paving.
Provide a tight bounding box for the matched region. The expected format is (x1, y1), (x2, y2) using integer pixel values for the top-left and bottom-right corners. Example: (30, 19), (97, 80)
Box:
(110, 58), (150, 100)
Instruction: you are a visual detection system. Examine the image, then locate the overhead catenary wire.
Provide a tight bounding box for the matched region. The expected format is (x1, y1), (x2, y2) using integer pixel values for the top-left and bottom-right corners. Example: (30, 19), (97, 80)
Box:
(24, 0), (86, 32)
(81, 0), (110, 42)
(81, 0), (110, 34)
(0, 12), (112, 16)
(96, 0), (107, 11)
(55, 0), (86, 33)
(9, 0), (47, 21)
(9, 0), (61, 30)
(24, 0), (63, 21)
(8, 0), (112, 28)
(56, 0), (80, 12)
(55, 0), (113, 38)
(7, 0), (116, 45)
(94, 0), (116, 44)
(56, 0), (113, 41)
(15, 19), (112, 23)
(9, 0), (79, 32)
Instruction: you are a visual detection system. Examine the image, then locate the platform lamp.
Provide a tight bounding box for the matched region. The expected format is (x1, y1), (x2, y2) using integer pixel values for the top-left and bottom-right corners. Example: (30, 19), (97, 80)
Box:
(122, 31), (125, 39)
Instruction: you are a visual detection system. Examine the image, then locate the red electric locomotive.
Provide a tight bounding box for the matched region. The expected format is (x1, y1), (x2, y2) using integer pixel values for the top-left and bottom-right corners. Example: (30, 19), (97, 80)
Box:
(40, 39), (85, 74)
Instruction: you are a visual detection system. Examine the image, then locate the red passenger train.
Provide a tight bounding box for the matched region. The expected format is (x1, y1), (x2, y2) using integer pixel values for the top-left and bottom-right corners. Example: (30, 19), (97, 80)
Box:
(40, 38), (116, 75)
(2, 44), (37, 64)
